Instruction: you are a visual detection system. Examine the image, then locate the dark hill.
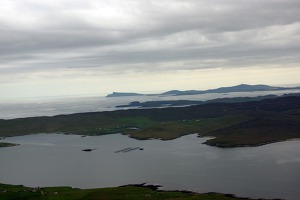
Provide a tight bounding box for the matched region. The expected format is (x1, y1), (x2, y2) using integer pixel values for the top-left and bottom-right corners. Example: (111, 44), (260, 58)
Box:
(0, 96), (299, 147)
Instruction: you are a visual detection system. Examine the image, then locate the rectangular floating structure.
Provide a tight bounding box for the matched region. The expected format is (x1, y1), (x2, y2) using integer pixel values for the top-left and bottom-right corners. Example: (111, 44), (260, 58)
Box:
(115, 147), (143, 153)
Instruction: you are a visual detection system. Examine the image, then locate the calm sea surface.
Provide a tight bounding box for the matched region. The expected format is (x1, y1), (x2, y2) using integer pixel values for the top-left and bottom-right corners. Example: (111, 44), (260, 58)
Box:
(0, 90), (299, 119)
(1, 133), (300, 200)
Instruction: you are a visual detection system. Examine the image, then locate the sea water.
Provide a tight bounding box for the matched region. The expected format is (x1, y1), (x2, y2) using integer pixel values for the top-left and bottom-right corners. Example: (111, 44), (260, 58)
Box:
(1, 133), (300, 200)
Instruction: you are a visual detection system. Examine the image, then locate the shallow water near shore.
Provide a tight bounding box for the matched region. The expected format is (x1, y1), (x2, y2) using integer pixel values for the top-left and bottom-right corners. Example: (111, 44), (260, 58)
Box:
(1, 133), (300, 200)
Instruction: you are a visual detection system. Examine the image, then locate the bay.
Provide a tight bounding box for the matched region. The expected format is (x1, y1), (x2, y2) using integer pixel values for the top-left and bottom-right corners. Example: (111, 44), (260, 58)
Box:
(1, 133), (300, 200)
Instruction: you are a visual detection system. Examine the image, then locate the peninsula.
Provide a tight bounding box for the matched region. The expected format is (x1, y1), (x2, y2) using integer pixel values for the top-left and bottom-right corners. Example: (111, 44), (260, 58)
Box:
(0, 142), (18, 148)
(0, 95), (299, 148)
(116, 93), (300, 108)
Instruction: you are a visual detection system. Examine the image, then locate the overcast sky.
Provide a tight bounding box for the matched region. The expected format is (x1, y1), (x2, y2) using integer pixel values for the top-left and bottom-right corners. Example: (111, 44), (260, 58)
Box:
(0, 0), (300, 99)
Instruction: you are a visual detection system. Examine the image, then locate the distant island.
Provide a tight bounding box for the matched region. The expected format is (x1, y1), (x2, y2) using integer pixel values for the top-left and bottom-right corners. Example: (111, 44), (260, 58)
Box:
(116, 100), (203, 108)
(106, 84), (300, 97)
(106, 92), (144, 97)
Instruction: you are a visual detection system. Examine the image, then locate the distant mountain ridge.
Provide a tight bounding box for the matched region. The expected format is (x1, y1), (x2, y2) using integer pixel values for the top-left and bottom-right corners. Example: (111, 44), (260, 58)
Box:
(106, 84), (300, 97)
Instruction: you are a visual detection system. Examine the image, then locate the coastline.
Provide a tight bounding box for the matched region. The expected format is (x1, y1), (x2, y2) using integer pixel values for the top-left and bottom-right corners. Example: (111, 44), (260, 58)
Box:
(0, 96), (299, 148)
(0, 142), (19, 148)
(0, 183), (284, 200)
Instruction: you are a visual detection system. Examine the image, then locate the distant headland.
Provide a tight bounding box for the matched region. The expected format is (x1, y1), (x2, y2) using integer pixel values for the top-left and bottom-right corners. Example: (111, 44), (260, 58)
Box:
(106, 84), (300, 97)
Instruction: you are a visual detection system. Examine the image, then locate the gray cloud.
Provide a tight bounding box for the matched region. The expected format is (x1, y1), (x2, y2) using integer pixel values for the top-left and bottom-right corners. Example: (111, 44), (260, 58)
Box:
(0, 0), (300, 78)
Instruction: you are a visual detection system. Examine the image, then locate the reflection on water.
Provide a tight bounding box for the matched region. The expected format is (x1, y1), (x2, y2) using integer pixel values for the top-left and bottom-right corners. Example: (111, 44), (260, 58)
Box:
(1, 133), (300, 200)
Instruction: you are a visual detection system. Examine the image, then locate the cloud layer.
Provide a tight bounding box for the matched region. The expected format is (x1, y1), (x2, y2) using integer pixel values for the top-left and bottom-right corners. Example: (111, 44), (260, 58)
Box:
(0, 0), (299, 97)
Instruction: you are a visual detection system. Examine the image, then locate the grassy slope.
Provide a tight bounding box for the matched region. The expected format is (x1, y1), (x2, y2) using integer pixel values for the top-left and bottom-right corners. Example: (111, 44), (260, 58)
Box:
(0, 183), (272, 200)
(0, 96), (299, 147)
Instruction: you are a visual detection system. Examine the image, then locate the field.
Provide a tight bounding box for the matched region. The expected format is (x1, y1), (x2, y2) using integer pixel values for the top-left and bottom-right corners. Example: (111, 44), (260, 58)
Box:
(0, 183), (273, 200)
